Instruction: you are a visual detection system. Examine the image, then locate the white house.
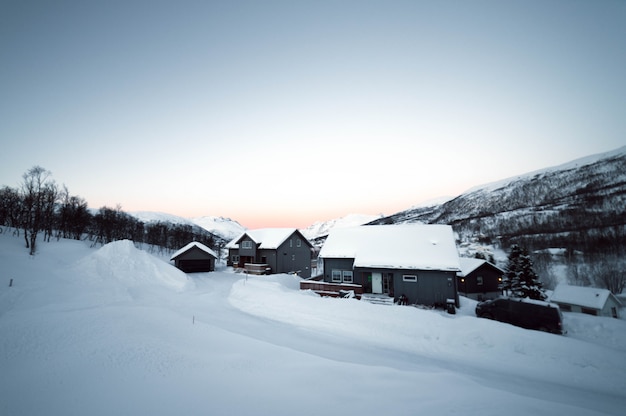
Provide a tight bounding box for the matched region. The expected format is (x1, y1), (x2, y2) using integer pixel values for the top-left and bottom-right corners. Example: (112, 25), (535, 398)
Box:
(549, 284), (622, 318)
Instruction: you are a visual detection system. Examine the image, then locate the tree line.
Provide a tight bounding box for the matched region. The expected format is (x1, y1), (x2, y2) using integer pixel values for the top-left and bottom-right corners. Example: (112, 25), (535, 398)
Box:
(0, 166), (221, 255)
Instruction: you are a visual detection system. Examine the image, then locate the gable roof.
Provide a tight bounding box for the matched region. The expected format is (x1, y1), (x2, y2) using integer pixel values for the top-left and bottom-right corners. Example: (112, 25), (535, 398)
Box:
(319, 224), (460, 271)
(457, 257), (505, 277)
(227, 228), (312, 250)
(550, 284), (622, 310)
(170, 241), (217, 261)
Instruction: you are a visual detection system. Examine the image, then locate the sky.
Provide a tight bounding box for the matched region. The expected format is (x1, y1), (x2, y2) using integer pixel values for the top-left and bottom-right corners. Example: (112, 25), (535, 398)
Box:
(1, 0), (624, 229)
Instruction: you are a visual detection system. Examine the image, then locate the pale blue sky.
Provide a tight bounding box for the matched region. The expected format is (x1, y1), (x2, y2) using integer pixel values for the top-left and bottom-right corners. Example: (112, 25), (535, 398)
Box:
(1, 0), (624, 228)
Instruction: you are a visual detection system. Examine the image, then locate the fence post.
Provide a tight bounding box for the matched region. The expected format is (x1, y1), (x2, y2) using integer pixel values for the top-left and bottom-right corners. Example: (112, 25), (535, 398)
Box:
(9, 278), (13, 287)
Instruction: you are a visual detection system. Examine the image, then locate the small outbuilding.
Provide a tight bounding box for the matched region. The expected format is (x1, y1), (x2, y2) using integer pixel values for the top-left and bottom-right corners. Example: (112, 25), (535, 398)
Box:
(171, 241), (217, 273)
(550, 284), (622, 318)
(457, 258), (504, 301)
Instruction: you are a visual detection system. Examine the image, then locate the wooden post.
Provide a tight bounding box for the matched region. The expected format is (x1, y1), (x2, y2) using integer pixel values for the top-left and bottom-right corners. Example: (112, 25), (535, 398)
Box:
(9, 278), (13, 287)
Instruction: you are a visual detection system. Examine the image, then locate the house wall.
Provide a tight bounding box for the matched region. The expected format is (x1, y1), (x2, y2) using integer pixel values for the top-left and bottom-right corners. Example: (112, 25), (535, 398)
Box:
(238, 237), (257, 259)
(389, 269), (458, 307)
(458, 264), (502, 301)
(557, 297), (621, 318)
(323, 260), (459, 307)
(227, 248), (239, 266)
(323, 258), (356, 283)
(274, 234), (313, 278)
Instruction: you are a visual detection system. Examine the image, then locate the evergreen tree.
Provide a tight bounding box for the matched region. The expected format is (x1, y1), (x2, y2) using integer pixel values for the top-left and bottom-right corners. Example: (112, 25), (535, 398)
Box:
(501, 244), (546, 300)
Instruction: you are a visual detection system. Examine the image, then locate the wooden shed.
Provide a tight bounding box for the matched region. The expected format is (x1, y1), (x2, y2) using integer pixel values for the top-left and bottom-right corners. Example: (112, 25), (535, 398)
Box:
(170, 242), (217, 273)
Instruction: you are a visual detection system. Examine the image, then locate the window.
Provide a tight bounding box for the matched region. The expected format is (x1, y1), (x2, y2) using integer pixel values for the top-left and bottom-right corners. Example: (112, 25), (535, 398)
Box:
(290, 239), (293, 247)
(232, 255), (239, 263)
(242, 241), (252, 249)
(292, 254), (295, 261)
(342, 271), (353, 283)
(332, 270), (342, 282)
(476, 276), (484, 285)
(403, 275), (417, 282)
(297, 238), (301, 247)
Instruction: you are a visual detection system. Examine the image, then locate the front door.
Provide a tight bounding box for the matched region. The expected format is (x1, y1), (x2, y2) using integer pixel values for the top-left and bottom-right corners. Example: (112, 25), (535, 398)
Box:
(372, 272), (383, 294)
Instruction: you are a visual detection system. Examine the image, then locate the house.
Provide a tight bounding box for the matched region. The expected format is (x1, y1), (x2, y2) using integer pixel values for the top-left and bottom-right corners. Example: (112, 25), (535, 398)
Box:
(226, 228), (313, 278)
(314, 224), (461, 307)
(457, 257), (504, 301)
(170, 241), (217, 273)
(549, 284), (623, 318)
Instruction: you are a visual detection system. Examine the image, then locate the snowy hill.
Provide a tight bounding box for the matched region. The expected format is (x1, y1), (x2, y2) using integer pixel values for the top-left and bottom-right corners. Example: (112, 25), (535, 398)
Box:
(1, 231), (626, 415)
(301, 213), (383, 242)
(190, 215), (246, 241)
(371, 146), (626, 258)
(129, 210), (199, 226)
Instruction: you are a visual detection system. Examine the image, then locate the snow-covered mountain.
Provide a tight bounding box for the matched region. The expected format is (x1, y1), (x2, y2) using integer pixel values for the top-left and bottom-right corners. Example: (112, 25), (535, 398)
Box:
(372, 146), (626, 250)
(301, 213), (384, 242)
(127, 211), (244, 242)
(129, 211), (198, 227)
(190, 216), (246, 242)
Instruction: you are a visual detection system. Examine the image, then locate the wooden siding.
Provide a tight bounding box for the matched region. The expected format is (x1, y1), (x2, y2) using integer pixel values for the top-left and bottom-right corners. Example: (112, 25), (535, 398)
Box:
(458, 263), (503, 301)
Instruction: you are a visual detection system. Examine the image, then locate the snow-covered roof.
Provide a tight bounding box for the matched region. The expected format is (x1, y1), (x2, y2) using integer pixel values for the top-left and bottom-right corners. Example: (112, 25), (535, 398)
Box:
(227, 228), (307, 250)
(457, 257), (504, 277)
(170, 241), (217, 261)
(550, 284), (622, 310)
(319, 224), (460, 271)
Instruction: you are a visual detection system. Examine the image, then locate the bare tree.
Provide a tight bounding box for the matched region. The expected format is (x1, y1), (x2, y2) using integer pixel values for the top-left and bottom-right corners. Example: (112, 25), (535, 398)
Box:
(20, 166), (57, 255)
(590, 256), (626, 295)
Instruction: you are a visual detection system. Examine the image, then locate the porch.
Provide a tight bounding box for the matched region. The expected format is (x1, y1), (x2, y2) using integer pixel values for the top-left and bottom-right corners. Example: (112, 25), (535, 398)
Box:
(243, 263), (272, 275)
(300, 279), (364, 299)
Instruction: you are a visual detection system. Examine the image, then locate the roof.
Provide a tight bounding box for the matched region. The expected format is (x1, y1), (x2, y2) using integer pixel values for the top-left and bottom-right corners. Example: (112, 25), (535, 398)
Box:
(457, 257), (504, 277)
(227, 228), (311, 250)
(550, 284), (622, 310)
(170, 241), (217, 261)
(319, 224), (460, 271)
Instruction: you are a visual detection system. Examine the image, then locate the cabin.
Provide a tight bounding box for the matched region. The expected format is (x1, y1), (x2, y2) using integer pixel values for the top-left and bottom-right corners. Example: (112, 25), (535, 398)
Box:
(457, 258), (504, 301)
(226, 228), (314, 278)
(549, 284), (622, 318)
(311, 224), (461, 307)
(170, 241), (217, 273)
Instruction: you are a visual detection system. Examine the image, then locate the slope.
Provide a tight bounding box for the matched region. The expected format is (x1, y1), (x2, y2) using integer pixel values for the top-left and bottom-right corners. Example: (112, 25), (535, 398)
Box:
(1, 232), (625, 415)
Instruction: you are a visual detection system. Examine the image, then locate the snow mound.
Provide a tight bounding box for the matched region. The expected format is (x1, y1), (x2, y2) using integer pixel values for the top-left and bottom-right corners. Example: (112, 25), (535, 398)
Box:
(71, 240), (188, 293)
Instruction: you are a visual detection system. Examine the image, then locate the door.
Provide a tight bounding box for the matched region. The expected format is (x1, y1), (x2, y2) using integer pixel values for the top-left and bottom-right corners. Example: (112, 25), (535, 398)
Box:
(372, 272), (383, 294)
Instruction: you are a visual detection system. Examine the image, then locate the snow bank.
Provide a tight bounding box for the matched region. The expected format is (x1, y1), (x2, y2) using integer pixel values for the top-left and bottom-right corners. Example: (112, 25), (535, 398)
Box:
(69, 240), (189, 296)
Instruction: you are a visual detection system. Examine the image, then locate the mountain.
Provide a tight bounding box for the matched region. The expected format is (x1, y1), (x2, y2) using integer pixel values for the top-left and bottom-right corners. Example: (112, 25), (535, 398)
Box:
(129, 211), (199, 227)
(302, 213), (384, 245)
(368, 146), (626, 287)
(190, 216), (246, 241)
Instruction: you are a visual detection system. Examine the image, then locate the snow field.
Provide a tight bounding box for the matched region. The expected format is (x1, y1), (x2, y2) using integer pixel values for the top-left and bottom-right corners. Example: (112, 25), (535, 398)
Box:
(1, 232), (625, 415)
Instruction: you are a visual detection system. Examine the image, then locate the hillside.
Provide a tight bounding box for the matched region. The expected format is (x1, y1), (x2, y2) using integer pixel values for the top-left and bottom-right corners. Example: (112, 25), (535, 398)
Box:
(1, 232), (625, 415)
(369, 147), (626, 277)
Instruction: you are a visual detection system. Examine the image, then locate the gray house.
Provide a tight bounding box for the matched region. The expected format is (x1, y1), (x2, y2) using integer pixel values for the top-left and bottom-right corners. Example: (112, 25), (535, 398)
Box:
(457, 258), (504, 301)
(227, 228), (313, 278)
(170, 241), (217, 273)
(318, 224), (461, 307)
(550, 284), (622, 318)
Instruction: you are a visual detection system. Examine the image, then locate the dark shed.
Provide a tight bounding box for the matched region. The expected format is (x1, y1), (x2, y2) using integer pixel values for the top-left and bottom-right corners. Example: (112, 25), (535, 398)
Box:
(170, 242), (217, 273)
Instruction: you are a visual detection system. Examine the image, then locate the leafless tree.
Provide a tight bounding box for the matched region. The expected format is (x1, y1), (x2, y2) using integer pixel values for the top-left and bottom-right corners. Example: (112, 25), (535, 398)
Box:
(20, 166), (57, 255)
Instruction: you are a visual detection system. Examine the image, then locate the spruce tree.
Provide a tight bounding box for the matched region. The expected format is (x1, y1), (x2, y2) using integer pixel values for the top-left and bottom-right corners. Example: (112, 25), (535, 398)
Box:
(501, 244), (546, 300)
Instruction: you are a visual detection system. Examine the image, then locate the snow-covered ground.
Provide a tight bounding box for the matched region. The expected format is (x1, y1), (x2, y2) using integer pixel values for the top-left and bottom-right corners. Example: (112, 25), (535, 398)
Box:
(1, 231), (625, 415)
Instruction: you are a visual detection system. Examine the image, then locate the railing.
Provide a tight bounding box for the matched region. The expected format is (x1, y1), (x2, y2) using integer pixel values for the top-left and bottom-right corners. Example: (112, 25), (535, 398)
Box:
(300, 280), (364, 298)
(244, 263), (271, 275)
